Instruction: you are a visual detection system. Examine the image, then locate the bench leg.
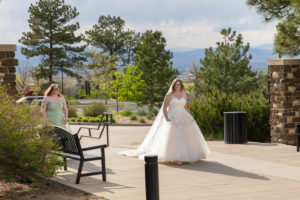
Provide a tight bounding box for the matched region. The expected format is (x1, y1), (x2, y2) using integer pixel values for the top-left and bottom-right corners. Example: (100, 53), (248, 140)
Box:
(76, 161), (84, 184)
(101, 148), (106, 182)
(63, 157), (67, 171)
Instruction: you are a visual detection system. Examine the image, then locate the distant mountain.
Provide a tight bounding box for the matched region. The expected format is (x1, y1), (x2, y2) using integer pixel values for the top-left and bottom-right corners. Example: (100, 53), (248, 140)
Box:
(253, 43), (274, 50)
(171, 45), (279, 73)
(15, 44), (279, 73)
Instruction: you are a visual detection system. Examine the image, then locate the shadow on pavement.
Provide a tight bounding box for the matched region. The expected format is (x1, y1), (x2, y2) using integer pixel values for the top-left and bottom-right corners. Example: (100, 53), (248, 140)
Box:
(56, 159), (135, 194)
(58, 173), (134, 194)
(162, 160), (269, 180)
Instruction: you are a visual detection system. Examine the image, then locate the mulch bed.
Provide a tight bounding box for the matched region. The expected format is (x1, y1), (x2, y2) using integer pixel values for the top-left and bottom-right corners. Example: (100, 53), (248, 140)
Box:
(0, 180), (106, 200)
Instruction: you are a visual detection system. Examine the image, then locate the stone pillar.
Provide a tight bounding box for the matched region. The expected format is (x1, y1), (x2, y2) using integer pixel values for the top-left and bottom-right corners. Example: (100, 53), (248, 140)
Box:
(0, 44), (18, 96)
(268, 58), (300, 145)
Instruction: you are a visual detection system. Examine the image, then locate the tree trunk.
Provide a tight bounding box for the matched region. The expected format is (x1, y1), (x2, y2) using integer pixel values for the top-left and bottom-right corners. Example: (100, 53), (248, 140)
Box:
(61, 66), (64, 94)
(105, 75), (108, 104)
(49, 36), (53, 84)
(116, 98), (119, 112)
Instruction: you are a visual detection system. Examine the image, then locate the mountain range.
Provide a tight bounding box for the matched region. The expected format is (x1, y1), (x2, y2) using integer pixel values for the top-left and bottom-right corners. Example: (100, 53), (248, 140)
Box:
(15, 44), (278, 73)
(172, 44), (278, 73)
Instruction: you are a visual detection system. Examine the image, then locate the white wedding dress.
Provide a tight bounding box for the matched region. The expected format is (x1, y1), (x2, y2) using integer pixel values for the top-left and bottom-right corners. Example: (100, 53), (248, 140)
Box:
(119, 96), (210, 163)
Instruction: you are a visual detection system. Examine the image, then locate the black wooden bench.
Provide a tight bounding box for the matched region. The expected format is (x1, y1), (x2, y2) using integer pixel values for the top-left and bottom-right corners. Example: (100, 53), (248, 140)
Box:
(53, 126), (107, 184)
(77, 112), (112, 146)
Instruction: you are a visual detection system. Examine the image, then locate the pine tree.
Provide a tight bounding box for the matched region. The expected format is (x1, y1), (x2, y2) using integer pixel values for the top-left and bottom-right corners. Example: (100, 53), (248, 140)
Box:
(19, 0), (86, 85)
(247, 0), (300, 56)
(135, 30), (178, 108)
(195, 28), (257, 96)
(85, 15), (139, 67)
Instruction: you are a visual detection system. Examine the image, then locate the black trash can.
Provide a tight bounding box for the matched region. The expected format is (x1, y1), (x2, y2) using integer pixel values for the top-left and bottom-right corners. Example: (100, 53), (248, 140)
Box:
(224, 112), (247, 144)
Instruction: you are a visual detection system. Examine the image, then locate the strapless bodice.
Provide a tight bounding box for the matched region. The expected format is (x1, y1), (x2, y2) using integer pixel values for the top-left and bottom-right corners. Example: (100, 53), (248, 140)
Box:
(169, 97), (186, 110)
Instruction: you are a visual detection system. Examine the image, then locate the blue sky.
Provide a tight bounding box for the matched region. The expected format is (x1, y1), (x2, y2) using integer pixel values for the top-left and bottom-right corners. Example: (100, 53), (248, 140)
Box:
(0, 0), (277, 51)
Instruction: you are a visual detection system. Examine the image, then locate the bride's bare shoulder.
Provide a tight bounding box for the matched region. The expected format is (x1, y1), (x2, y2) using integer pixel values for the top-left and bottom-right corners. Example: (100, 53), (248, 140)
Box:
(182, 91), (188, 98)
(167, 92), (173, 97)
(164, 92), (172, 100)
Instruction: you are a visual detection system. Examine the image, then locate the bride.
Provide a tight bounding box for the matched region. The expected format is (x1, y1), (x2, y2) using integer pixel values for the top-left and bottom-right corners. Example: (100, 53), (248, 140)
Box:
(119, 79), (210, 163)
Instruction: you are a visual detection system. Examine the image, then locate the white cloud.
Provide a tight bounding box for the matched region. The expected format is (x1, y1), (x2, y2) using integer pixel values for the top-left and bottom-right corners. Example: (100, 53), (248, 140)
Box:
(126, 19), (276, 49)
(238, 17), (251, 25)
(126, 19), (223, 49)
(240, 27), (276, 46)
(0, 0), (277, 49)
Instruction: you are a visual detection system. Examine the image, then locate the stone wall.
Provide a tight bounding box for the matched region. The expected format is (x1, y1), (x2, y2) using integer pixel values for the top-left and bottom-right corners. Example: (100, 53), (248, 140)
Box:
(268, 58), (300, 145)
(0, 44), (18, 96)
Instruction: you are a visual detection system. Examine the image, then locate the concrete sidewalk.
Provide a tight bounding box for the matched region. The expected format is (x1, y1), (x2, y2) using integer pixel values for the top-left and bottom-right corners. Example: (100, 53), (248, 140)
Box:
(51, 125), (300, 200)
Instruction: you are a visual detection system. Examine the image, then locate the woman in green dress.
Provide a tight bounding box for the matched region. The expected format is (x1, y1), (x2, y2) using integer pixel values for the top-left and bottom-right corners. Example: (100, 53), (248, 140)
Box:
(41, 84), (71, 132)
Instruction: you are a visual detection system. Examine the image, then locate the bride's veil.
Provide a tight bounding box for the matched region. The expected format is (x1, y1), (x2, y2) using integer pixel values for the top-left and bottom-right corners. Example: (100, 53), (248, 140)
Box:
(119, 79), (178, 158)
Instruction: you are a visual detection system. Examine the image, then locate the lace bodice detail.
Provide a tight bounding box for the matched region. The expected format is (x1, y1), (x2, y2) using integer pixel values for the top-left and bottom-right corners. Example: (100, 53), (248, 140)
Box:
(169, 97), (186, 110)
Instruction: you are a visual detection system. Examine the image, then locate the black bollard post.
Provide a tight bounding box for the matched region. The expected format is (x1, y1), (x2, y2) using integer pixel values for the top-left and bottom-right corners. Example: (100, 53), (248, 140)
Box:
(145, 155), (159, 200)
(297, 124), (300, 152)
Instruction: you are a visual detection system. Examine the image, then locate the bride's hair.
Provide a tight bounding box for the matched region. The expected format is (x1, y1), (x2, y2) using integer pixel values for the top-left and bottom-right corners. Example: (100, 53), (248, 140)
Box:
(171, 79), (185, 93)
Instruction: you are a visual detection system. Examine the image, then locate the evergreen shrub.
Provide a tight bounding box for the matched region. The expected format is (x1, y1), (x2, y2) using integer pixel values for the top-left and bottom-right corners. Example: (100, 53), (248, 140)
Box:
(83, 103), (105, 117)
(139, 117), (146, 123)
(189, 90), (270, 142)
(138, 110), (147, 116)
(130, 115), (138, 120)
(68, 106), (77, 118)
(120, 110), (133, 116)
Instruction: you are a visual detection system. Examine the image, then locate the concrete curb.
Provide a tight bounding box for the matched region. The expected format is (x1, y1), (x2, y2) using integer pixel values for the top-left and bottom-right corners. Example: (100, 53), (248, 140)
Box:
(35, 174), (92, 196)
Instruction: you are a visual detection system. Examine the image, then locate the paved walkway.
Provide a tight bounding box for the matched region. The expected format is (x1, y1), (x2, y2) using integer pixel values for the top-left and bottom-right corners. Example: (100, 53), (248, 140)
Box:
(51, 125), (300, 200)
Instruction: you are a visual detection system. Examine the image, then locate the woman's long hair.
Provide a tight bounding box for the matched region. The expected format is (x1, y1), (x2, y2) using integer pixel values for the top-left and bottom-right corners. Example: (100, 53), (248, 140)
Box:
(171, 79), (185, 93)
(44, 84), (62, 97)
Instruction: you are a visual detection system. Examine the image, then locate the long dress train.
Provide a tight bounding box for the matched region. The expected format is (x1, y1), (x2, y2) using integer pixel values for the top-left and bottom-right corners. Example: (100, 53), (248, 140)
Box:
(119, 97), (210, 163)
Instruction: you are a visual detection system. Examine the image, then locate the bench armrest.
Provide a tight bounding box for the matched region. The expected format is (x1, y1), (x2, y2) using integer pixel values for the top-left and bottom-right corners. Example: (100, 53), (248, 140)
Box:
(76, 126), (99, 134)
(81, 145), (107, 151)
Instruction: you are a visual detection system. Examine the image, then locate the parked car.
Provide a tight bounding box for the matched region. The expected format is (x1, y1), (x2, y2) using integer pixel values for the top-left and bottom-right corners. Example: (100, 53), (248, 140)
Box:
(16, 96), (44, 108)
(16, 96), (68, 107)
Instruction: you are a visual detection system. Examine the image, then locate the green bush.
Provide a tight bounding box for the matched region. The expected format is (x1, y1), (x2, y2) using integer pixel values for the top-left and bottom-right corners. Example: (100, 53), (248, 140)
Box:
(0, 87), (63, 182)
(147, 115), (153, 120)
(89, 118), (98, 123)
(138, 110), (147, 116)
(82, 118), (89, 122)
(68, 117), (76, 122)
(120, 110), (133, 116)
(76, 118), (83, 122)
(130, 115), (138, 120)
(77, 89), (106, 99)
(68, 106), (77, 118)
(148, 108), (159, 117)
(96, 117), (102, 123)
(68, 99), (79, 104)
(139, 117), (146, 123)
(189, 89), (270, 142)
(83, 103), (105, 117)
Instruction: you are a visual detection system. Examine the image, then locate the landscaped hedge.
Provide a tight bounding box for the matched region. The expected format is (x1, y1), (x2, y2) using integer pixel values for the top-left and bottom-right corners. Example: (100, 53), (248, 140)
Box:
(69, 116), (115, 123)
(189, 90), (270, 142)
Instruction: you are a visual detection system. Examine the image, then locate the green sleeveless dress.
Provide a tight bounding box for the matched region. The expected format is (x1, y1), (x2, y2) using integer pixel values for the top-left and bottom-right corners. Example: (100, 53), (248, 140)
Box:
(42, 101), (71, 132)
